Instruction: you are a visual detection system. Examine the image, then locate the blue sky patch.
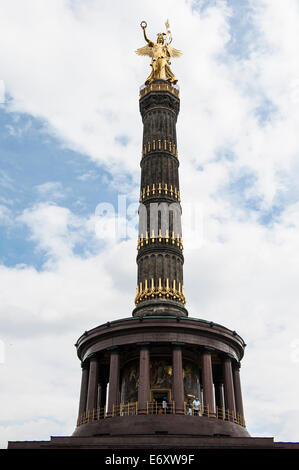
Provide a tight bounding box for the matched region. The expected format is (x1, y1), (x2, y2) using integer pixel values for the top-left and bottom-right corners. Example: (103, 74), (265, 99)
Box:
(0, 109), (119, 268)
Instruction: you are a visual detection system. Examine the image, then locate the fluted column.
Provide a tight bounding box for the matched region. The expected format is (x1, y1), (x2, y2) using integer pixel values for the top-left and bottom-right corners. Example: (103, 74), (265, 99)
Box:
(223, 355), (236, 416)
(107, 348), (120, 417)
(172, 343), (185, 414)
(98, 380), (108, 410)
(86, 355), (99, 413)
(201, 348), (216, 416)
(214, 381), (225, 415)
(233, 362), (244, 421)
(78, 362), (89, 418)
(137, 343), (150, 414)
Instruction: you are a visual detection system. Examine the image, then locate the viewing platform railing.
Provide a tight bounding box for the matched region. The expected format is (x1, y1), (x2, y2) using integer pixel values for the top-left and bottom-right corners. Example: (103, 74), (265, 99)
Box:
(77, 402), (245, 428)
(184, 403), (246, 427)
(147, 401), (176, 415)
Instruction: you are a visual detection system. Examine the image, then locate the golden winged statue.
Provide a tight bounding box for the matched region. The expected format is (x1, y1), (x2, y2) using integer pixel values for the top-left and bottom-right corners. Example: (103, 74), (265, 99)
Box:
(136, 20), (182, 85)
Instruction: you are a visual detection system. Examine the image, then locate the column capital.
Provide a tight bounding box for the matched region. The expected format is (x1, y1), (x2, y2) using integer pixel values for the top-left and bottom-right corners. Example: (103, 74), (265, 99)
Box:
(106, 346), (120, 352)
(232, 360), (241, 370)
(87, 353), (99, 362)
(136, 342), (151, 349)
(201, 346), (215, 354)
(221, 352), (235, 362)
(171, 341), (185, 349)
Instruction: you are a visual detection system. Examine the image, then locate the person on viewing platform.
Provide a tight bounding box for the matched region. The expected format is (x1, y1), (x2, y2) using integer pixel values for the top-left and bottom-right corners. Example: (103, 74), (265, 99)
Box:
(162, 397), (168, 413)
(192, 397), (201, 415)
(187, 399), (193, 415)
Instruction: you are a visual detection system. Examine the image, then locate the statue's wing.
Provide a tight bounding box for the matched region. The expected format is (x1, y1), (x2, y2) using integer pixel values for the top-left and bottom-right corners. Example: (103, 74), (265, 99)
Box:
(135, 45), (153, 57)
(167, 45), (182, 58)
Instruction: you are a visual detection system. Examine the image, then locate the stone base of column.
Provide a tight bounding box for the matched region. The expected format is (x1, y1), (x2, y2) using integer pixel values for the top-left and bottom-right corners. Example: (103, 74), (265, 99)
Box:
(71, 414), (251, 439)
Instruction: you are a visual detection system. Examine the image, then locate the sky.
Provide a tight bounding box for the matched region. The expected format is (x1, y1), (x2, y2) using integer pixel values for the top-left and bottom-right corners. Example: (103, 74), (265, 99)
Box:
(1, 0), (299, 448)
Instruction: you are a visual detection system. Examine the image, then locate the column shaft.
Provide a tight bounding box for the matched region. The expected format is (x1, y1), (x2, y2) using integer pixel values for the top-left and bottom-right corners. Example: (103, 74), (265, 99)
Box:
(107, 349), (120, 416)
(86, 356), (99, 412)
(172, 345), (185, 414)
(78, 363), (89, 418)
(138, 345), (150, 414)
(233, 365), (244, 419)
(98, 381), (108, 410)
(202, 349), (216, 416)
(214, 382), (225, 415)
(223, 356), (236, 416)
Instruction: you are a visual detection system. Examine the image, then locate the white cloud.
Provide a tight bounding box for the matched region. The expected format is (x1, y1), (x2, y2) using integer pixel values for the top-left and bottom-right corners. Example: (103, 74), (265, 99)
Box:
(0, 204), (136, 449)
(0, 170), (14, 192)
(184, 198), (299, 440)
(0, 204), (13, 226)
(35, 181), (66, 201)
(5, 118), (32, 138)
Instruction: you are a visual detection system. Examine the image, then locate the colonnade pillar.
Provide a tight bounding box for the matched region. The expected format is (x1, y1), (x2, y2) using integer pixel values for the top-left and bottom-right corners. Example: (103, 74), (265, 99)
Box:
(107, 348), (120, 417)
(214, 381), (225, 412)
(78, 362), (89, 418)
(223, 355), (236, 416)
(98, 380), (108, 410)
(201, 348), (216, 416)
(138, 343), (150, 414)
(86, 355), (99, 412)
(233, 362), (244, 419)
(172, 343), (185, 414)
